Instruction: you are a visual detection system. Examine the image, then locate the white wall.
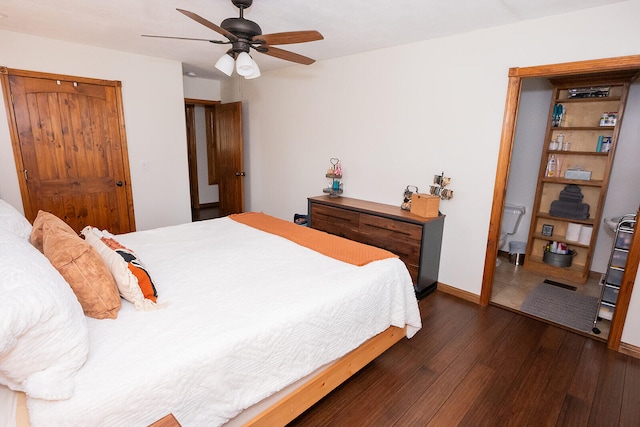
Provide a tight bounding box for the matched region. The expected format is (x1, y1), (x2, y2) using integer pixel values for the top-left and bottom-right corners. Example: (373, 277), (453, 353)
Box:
(183, 76), (220, 100)
(504, 78), (552, 249)
(0, 30), (191, 230)
(227, 2), (640, 344)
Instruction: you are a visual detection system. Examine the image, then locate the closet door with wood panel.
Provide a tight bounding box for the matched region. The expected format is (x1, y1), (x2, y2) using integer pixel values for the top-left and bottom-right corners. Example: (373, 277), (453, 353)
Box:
(1, 67), (135, 233)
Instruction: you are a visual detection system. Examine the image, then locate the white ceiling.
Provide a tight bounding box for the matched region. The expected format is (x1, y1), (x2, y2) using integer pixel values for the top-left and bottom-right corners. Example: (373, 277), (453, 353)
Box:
(0, 0), (626, 80)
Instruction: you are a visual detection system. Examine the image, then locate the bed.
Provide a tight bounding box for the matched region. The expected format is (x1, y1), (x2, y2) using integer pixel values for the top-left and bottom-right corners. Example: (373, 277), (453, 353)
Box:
(0, 200), (421, 426)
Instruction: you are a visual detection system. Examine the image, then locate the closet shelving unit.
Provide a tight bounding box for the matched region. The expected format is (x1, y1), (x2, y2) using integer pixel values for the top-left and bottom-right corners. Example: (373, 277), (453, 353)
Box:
(524, 73), (637, 283)
(592, 214), (636, 333)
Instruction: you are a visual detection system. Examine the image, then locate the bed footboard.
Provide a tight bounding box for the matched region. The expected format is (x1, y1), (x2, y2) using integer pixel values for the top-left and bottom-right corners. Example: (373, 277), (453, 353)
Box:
(243, 325), (406, 426)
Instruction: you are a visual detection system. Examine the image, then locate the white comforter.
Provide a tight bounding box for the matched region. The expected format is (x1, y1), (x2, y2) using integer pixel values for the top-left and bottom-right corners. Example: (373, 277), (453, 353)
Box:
(27, 217), (421, 426)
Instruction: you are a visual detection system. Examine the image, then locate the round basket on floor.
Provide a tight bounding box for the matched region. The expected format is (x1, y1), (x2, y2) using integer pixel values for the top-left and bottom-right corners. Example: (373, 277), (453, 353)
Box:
(543, 250), (576, 267)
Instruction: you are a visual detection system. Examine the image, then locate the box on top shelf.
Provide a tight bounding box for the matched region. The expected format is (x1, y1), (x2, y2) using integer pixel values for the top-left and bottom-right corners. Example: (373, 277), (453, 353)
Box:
(410, 193), (440, 218)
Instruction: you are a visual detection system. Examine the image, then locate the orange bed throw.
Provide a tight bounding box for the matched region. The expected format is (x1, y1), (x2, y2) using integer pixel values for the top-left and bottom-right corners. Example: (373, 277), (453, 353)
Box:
(229, 212), (397, 266)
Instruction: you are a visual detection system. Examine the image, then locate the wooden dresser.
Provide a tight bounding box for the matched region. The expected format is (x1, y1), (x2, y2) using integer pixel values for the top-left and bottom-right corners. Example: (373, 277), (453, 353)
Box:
(308, 196), (445, 298)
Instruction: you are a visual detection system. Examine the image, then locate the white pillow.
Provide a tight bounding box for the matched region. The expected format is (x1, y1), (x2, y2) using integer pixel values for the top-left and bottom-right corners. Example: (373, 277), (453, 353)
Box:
(0, 232), (89, 401)
(81, 226), (164, 311)
(0, 199), (32, 240)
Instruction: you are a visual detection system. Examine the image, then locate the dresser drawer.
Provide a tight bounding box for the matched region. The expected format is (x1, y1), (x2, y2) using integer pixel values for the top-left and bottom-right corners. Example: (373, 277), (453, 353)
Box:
(310, 204), (360, 240)
(359, 213), (422, 240)
(363, 231), (420, 259)
(359, 213), (421, 267)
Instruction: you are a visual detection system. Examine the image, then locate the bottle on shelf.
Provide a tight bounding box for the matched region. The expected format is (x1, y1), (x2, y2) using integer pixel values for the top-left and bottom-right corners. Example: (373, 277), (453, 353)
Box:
(545, 154), (557, 177)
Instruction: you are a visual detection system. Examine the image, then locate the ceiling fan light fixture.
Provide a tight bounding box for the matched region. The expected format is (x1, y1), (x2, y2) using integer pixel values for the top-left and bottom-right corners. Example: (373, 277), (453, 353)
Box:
(215, 52), (235, 76)
(236, 52), (256, 77)
(244, 61), (261, 79)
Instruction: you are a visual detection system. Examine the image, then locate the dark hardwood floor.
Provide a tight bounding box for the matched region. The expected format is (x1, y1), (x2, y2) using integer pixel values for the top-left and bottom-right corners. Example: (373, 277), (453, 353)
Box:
(289, 291), (640, 426)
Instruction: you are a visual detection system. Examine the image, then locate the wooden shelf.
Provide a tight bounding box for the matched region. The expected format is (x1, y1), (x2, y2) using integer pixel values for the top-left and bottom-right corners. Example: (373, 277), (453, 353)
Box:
(551, 126), (615, 131)
(545, 150), (609, 156)
(524, 77), (632, 284)
(539, 177), (604, 187)
(535, 213), (595, 225)
(531, 232), (590, 248)
(525, 255), (587, 282)
(558, 96), (622, 103)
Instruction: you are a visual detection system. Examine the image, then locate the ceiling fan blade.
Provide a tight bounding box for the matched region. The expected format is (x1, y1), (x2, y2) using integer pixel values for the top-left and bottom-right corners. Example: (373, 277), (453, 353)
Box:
(176, 8), (238, 41)
(254, 30), (324, 46)
(260, 46), (316, 65)
(142, 34), (226, 43)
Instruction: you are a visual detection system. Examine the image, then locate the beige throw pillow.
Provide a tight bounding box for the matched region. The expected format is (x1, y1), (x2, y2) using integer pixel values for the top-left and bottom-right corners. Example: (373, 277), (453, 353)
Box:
(30, 211), (121, 319)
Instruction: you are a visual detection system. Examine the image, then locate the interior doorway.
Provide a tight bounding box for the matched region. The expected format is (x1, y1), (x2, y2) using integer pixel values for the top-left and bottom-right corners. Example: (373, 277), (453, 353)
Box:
(489, 77), (620, 340)
(480, 55), (640, 352)
(185, 98), (220, 221)
(185, 99), (245, 221)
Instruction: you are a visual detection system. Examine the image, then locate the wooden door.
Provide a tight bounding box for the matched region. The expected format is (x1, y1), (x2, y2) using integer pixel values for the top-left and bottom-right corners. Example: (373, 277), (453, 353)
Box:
(214, 101), (244, 216)
(1, 68), (135, 233)
(185, 104), (199, 210)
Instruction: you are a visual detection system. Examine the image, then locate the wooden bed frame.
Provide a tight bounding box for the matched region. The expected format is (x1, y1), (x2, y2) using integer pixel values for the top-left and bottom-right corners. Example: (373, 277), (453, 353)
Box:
(14, 326), (405, 427)
(245, 325), (405, 426)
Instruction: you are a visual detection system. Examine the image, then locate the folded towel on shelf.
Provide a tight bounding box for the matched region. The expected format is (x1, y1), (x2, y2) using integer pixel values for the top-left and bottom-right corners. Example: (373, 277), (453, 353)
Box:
(561, 184), (582, 194)
(549, 200), (590, 220)
(548, 184), (589, 219)
(557, 184), (584, 202)
(558, 193), (583, 203)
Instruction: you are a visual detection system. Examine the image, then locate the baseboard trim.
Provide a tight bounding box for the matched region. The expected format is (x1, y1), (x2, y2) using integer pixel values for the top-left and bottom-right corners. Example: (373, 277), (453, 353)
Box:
(437, 282), (480, 304)
(619, 342), (640, 359)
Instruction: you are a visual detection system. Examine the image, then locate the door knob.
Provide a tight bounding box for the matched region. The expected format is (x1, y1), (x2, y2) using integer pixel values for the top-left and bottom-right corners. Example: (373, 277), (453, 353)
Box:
(235, 172), (246, 176)
(116, 181), (123, 187)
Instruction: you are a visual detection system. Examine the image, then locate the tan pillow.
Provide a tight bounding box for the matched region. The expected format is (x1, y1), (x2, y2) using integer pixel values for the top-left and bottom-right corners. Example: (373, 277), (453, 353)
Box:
(30, 211), (121, 319)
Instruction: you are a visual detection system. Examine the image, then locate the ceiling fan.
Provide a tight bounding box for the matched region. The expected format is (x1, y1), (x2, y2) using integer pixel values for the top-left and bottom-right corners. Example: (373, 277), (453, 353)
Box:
(143, 0), (323, 77)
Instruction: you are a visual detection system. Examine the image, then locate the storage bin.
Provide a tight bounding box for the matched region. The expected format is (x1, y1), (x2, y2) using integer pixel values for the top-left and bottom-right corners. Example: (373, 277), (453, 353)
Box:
(616, 231), (633, 250)
(611, 249), (628, 269)
(598, 304), (614, 321)
(602, 286), (619, 305)
(606, 267), (624, 287)
(542, 249), (576, 267)
(410, 193), (439, 218)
